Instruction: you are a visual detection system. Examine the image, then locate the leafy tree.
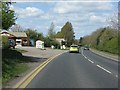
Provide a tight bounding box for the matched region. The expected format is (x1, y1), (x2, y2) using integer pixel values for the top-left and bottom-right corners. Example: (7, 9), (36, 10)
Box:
(79, 37), (83, 44)
(73, 39), (79, 45)
(82, 35), (91, 46)
(44, 36), (60, 48)
(1, 2), (17, 30)
(25, 29), (44, 41)
(25, 29), (38, 40)
(37, 33), (44, 41)
(44, 36), (52, 47)
(56, 21), (75, 46)
(81, 27), (118, 54)
(90, 28), (106, 48)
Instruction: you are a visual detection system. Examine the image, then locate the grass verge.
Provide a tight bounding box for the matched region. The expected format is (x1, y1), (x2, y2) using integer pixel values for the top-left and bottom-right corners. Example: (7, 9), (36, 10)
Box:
(2, 62), (28, 85)
(13, 48), (28, 53)
(91, 48), (118, 56)
(2, 48), (29, 85)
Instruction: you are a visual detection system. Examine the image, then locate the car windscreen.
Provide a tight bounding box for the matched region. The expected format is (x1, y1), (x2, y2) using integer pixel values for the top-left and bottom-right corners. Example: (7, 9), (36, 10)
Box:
(71, 46), (78, 48)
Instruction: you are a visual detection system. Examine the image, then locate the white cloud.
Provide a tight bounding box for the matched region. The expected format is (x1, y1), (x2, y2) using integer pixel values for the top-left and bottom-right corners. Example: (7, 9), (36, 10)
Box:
(53, 2), (113, 14)
(15, 7), (44, 18)
(10, 5), (14, 10)
(38, 13), (54, 20)
(13, 1), (117, 39)
(53, 2), (81, 14)
(90, 15), (106, 23)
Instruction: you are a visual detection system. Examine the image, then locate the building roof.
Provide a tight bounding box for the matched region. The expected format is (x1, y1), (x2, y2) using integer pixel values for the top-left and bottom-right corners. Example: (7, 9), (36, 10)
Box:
(1, 30), (28, 38)
(1, 30), (8, 33)
(55, 38), (65, 42)
(9, 32), (27, 37)
(1, 30), (16, 37)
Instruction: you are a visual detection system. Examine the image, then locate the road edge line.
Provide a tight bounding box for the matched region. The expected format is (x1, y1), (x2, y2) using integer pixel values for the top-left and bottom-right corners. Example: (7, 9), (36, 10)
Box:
(13, 51), (66, 88)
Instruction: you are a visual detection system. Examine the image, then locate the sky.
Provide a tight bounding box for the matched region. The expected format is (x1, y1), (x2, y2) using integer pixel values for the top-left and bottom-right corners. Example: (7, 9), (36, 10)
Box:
(10, 0), (118, 39)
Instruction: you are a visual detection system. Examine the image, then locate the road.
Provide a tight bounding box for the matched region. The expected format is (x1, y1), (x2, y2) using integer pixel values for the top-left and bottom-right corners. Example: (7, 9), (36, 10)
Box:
(26, 48), (118, 88)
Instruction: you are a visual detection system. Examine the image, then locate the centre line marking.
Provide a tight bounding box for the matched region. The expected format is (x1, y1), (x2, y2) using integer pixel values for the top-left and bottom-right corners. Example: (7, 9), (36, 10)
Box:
(115, 75), (118, 78)
(96, 64), (112, 74)
(88, 59), (94, 63)
(84, 56), (87, 59)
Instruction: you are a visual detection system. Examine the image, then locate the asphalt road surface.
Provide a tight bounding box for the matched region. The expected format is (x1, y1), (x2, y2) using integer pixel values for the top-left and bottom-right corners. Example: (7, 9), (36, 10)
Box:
(26, 48), (118, 88)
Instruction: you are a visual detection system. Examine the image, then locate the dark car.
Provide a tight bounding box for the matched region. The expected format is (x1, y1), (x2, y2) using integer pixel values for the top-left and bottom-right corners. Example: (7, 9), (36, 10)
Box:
(9, 39), (16, 48)
(84, 46), (89, 50)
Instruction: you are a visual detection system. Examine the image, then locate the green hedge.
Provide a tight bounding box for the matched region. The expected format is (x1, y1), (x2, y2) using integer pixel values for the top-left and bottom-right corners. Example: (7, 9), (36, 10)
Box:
(96, 37), (118, 54)
(2, 36), (9, 49)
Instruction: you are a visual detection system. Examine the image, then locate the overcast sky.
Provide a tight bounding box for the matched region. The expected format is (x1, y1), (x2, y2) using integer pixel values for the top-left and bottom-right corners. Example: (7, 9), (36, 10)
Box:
(10, 0), (118, 39)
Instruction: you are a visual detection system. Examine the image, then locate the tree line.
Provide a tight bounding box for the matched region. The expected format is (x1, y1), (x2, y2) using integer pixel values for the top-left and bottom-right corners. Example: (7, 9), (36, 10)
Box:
(80, 27), (119, 54)
(79, 7), (119, 55)
(1, 2), (76, 48)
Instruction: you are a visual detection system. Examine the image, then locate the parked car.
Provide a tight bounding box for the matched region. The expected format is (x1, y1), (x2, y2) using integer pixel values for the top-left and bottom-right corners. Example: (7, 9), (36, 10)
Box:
(69, 45), (79, 53)
(9, 39), (16, 48)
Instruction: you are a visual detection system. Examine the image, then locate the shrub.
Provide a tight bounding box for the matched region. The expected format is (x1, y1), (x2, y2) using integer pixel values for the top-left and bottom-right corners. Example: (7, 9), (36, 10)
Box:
(44, 37), (60, 48)
(96, 37), (118, 54)
(105, 37), (118, 54)
(2, 36), (9, 49)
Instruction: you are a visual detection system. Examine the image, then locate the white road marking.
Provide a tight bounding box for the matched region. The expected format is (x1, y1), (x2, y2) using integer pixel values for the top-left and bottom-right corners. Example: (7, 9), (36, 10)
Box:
(115, 75), (118, 78)
(84, 56), (87, 59)
(88, 59), (94, 63)
(96, 64), (112, 74)
(82, 48), (117, 78)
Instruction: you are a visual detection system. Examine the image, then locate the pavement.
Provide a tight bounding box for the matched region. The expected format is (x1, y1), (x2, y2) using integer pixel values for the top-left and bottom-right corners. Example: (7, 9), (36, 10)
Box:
(4, 46), (67, 88)
(25, 48), (118, 88)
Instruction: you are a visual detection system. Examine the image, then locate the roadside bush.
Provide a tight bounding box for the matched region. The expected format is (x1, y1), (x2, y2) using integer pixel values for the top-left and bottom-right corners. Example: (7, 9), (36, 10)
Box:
(44, 37), (60, 48)
(105, 37), (118, 54)
(50, 40), (60, 49)
(81, 27), (118, 55)
(96, 37), (118, 54)
(2, 49), (26, 84)
(2, 36), (9, 49)
(2, 49), (22, 59)
(44, 37), (52, 47)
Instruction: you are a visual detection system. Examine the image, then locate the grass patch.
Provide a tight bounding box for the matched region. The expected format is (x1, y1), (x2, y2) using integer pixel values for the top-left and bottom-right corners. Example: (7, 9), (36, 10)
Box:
(2, 49), (30, 85)
(2, 62), (28, 84)
(14, 48), (28, 53)
(91, 48), (118, 57)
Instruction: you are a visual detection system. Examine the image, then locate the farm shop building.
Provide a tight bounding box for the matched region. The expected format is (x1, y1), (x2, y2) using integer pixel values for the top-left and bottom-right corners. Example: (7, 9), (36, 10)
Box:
(10, 32), (30, 46)
(1, 30), (30, 46)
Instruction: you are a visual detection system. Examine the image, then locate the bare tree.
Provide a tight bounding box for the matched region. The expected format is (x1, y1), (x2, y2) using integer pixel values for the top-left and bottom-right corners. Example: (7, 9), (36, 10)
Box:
(107, 11), (118, 30)
(47, 22), (56, 39)
(10, 24), (24, 32)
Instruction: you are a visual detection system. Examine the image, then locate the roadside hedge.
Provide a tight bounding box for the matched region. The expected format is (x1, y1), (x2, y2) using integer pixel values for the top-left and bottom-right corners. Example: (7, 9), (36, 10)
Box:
(2, 36), (9, 49)
(81, 27), (118, 55)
